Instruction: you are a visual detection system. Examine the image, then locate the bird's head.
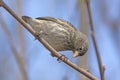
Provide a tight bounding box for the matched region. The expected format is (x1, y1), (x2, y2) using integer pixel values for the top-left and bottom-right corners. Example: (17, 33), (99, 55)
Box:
(72, 31), (88, 57)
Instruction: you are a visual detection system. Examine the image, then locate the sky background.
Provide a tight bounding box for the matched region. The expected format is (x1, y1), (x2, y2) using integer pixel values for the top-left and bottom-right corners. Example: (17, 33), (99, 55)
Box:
(0, 0), (120, 80)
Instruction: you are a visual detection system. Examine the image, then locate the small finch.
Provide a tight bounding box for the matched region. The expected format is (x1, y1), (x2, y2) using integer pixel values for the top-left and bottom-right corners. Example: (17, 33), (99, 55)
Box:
(22, 16), (88, 57)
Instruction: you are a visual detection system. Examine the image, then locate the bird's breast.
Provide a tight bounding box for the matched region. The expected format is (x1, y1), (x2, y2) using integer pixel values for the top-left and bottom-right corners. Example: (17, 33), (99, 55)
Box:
(39, 24), (72, 51)
(30, 20), (74, 51)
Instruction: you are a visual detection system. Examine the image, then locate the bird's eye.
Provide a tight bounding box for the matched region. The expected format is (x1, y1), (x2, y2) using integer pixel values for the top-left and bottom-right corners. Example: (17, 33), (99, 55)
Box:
(79, 48), (82, 51)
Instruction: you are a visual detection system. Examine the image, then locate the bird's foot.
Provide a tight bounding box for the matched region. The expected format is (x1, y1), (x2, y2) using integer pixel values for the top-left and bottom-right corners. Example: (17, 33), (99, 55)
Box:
(34, 31), (43, 40)
(57, 54), (68, 62)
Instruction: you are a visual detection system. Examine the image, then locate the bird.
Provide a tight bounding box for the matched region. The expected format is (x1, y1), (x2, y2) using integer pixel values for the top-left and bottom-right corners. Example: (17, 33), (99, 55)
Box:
(22, 16), (88, 57)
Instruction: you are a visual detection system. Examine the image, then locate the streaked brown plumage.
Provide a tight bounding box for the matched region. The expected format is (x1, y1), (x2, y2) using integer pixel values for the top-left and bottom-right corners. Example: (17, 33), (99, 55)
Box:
(22, 16), (88, 57)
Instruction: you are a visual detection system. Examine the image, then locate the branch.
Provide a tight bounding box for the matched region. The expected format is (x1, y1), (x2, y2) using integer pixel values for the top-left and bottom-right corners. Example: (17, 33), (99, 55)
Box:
(85, 0), (105, 80)
(0, 1), (98, 80)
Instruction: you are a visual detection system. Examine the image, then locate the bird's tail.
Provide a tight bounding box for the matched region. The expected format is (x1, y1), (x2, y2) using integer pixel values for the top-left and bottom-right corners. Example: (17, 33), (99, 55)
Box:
(22, 16), (32, 23)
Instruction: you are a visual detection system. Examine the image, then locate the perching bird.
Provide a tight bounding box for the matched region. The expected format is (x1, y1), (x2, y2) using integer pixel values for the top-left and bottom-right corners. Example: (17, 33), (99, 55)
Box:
(22, 16), (88, 57)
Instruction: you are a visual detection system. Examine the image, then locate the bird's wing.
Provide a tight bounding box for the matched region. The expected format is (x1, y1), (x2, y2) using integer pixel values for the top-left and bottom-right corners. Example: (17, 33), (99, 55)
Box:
(36, 17), (77, 30)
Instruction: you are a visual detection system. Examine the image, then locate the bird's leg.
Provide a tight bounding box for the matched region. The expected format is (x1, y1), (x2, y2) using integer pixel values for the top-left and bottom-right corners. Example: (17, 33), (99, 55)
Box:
(35, 31), (44, 40)
(57, 54), (68, 62)
(50, 53), (68, 62)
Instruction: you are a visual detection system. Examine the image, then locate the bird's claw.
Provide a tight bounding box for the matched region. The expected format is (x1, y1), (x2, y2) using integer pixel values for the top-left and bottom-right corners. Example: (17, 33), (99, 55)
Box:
(34, 31), (43, 40)
(57, 54), (68, 62)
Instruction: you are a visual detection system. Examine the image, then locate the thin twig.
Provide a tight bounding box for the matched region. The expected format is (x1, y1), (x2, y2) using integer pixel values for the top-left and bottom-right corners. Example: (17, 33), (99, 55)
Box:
(0, 1), (98, 80)
(85, 0), (105, 80)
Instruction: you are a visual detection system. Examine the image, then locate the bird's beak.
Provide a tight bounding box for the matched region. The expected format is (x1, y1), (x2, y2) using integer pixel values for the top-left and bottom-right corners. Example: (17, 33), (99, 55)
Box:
(73, 51), (79, 57)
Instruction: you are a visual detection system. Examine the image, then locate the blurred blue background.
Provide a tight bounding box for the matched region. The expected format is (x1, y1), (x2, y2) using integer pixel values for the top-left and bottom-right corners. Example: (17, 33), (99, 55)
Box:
(0, 0), (120, 80)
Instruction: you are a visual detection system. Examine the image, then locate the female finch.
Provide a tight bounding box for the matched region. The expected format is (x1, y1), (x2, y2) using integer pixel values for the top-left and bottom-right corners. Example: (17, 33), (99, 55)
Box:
(22, 16), (88, 57)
